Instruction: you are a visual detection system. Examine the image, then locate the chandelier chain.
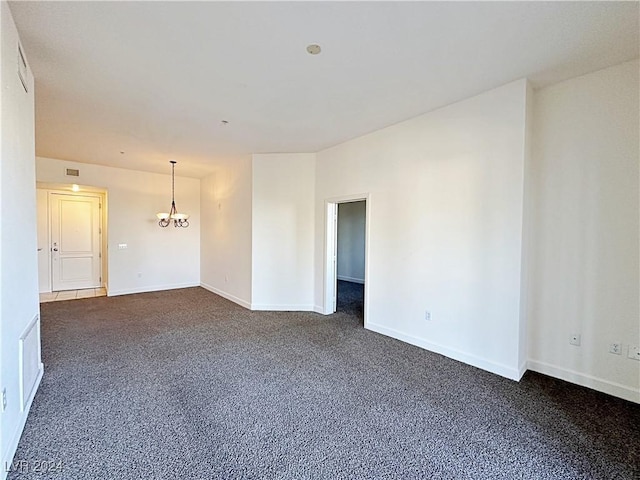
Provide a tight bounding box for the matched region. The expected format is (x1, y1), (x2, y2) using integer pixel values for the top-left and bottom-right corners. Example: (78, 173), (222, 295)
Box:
(171, 160), (175, 203)
(157, 160), (189, 228)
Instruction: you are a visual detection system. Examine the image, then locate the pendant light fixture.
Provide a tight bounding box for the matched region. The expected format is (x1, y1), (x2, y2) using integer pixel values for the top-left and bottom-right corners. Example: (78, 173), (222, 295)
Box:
(157, 160), (189, 228)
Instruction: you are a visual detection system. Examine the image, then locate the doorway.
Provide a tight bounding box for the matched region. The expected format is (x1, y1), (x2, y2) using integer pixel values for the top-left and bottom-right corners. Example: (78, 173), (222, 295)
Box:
(336, 201), (366, 320)
(323, 194), (370, 325)
(37, 187), (106, 294)
(50, 193), (102, 291)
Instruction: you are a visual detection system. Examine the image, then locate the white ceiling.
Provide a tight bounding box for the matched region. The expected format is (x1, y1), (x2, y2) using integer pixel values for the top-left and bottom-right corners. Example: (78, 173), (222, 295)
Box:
(9, 1), (639, 178)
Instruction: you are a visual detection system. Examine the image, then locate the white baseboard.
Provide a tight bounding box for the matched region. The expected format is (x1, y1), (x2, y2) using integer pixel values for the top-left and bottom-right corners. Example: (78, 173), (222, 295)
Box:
(200, 282), (251, 310)
(107, 282), (199, 297)
(518, 360), (528, 381)
(366, 322), (522, 381)
(337, 275), (364, 284)
(527, 359), (640, 404)
(251, 304), (315, 312)
(2, 365), (43, 480)
(313, 305), (325, 314)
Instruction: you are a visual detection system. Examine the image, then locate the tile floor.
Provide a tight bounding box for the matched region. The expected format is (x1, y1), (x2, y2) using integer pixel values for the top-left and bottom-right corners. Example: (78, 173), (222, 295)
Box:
(39, 288), (107, 303)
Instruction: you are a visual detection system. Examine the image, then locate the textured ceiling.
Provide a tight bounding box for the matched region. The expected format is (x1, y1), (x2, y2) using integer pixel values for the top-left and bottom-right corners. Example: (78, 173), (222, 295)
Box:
(9, 1), (639, 177)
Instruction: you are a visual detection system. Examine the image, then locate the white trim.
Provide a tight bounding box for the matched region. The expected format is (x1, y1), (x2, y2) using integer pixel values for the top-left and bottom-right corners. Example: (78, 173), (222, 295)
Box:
(200, 282), (251, 309)
(313, 305), (325, 314)
(366, 322), (522, 381)
(2, 366), (43, 480)
(323, 202), (338, 315)
(337, 275), (364, 284)
(527, 359), (640, 404)
(107, 282), (199, 297)
(325, 193), (371, 204)
(518, 360), (528, 381)
(251, 304), (316, 311)
(323, 193), (371, 322)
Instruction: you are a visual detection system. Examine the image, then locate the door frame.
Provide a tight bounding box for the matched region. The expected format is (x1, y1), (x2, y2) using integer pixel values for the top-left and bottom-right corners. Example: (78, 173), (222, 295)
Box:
(36, 184), (108, 293)
(50, 192), (102, 291)
(323, 193), (371, 326)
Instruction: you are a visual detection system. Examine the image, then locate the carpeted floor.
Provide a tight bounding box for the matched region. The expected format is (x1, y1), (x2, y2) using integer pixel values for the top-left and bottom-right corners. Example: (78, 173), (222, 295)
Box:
(336, 280), (364, 320)
(7, 284), (639, 479)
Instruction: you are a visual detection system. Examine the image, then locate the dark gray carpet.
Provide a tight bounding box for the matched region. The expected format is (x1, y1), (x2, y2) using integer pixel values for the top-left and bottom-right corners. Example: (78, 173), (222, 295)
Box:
(7, 285), (639, 479)
(337, 280), (364, 320)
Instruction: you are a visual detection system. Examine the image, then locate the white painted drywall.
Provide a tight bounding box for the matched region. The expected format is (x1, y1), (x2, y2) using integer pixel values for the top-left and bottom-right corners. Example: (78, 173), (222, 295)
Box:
(35, 189), (50, 293)
(315, 80), (529, 380)
(337, 201), (366, 284)
(200, 156), (253, 308)
(0, 3), (42, 476)
(251, 153), (315, 310)
(35, 157), (200, 296)
(527, 60), (640, 402)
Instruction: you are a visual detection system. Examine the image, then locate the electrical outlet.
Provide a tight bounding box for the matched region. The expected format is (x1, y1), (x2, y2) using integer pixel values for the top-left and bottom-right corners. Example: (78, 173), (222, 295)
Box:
(425, 310), (431, 321)
(569, 333), (581, 346)
(628, 345), (640, 361)
(609, 343), (622, 355)
(2, 388), (6, 412)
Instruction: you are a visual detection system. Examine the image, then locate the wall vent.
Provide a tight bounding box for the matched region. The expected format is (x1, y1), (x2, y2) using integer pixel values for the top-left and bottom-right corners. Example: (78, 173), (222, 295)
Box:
(19, 315), (43, 411)
(65, 168), (80, 177)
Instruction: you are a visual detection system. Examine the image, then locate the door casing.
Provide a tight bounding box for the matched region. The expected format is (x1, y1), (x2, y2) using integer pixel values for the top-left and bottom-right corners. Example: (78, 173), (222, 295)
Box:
(323, 193), (370, 325)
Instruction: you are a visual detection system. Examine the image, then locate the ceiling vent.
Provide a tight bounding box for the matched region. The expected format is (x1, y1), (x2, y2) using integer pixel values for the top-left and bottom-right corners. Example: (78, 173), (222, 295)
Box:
(65, 168), (80, 177)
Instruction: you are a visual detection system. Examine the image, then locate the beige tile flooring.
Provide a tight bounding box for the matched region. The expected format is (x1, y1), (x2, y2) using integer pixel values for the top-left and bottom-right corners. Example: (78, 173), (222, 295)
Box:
(40, 288), (107, 303)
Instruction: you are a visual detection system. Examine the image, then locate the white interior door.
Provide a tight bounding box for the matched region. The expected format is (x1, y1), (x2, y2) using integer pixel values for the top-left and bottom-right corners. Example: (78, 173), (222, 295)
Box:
(51, 193), (101, 291)
(324, 202), (338, 314)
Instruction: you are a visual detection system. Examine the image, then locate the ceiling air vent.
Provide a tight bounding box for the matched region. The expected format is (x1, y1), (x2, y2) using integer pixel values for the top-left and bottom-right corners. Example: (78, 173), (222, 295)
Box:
(65, 168), (80, 177)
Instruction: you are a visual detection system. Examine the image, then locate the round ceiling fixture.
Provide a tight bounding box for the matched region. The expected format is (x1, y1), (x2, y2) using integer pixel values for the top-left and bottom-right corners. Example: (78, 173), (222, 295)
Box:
(306, 44), (321, 55)
(221, 120), (229, 125)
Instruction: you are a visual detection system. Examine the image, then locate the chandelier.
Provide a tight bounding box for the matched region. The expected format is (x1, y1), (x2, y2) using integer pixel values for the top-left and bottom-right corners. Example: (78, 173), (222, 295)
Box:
(156, 160), (189, 228)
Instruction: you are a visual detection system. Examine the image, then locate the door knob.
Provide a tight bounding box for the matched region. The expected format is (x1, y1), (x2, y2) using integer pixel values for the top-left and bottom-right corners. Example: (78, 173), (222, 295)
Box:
(52, 248), (58, 251)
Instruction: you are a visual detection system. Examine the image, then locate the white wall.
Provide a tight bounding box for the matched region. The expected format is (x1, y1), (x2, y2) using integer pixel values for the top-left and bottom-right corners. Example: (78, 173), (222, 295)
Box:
(527, 60), (640, 402)
(315, 80), (529, 380)
(251, 153), (315, 310)
(337, 201), (366, 284)
(0, 3), (42, 476)
(36, 157), (200, 296)
(200, 156), (252, 308)
(35, 189), (50, 292)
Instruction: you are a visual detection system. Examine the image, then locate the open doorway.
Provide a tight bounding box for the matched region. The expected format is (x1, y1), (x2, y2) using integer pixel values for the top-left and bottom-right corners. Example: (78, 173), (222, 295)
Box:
(336, 201), (366, 321)
(323, 194), (369, 325)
